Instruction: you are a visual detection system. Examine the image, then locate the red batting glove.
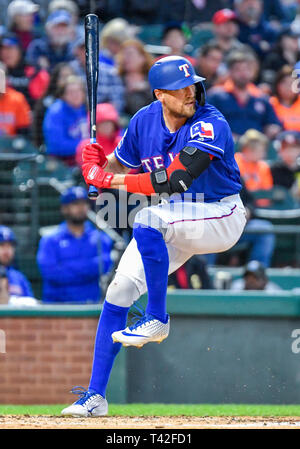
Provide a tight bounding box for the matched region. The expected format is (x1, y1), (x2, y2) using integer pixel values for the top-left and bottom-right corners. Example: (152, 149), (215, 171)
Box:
(82, 162), (114, 189)
(82, 143), (108, 168)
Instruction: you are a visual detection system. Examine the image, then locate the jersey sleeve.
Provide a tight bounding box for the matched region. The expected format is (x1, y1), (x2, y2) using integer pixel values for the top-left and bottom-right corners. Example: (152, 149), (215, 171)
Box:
(186, 116), (230, 160)
(114, 119), (142, 169)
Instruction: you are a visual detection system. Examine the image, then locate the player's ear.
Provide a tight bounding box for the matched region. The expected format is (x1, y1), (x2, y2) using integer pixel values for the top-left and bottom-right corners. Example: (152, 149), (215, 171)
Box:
(154, 89), (163, 102)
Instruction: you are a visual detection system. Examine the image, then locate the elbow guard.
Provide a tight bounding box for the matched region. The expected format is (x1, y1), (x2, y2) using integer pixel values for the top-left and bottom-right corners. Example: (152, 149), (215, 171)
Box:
(124, 147), (212, 195)
(168, 147), (212, 193)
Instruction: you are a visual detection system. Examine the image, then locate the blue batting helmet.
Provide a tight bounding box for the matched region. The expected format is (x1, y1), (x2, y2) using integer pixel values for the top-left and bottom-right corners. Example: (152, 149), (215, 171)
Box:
(0, 226), (16, 244)
(148, 55), (206, 106)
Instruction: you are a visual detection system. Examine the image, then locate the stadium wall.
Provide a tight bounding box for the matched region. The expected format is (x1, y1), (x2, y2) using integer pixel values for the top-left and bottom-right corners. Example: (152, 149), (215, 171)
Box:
(0, 291), (300, 404)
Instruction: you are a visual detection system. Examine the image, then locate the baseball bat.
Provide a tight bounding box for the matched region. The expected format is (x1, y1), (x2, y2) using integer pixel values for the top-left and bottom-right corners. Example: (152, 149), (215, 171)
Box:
(85, 13), (100, 199)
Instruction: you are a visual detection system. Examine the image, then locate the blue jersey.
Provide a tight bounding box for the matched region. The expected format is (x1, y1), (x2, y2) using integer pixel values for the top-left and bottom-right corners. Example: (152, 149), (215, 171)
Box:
(7, 267), (33, 298)
(114, 101), (241, 202)
(37, 221), (113, 304)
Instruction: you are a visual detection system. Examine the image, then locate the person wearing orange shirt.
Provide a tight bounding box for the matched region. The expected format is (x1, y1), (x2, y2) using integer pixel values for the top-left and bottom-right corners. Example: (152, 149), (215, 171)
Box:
(235, 129), (273, 192)
(233, 129), (276, 267)
(0, 66), (31, 137)
(270, 65), (300, 133)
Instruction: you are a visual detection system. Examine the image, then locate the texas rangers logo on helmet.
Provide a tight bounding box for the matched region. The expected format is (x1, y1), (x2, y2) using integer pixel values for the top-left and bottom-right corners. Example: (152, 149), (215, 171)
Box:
(179, 63), (191, 77)
(190, 121), (214, 140)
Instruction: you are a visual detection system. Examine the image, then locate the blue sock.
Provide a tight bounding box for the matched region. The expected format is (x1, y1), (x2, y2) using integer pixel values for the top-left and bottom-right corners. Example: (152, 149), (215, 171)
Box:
(133, 225), (169, 323)
(89, 300), (129, 397)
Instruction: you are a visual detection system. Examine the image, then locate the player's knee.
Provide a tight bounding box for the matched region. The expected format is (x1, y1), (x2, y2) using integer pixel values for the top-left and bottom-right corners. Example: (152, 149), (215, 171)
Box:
(106, 273), (140, 307)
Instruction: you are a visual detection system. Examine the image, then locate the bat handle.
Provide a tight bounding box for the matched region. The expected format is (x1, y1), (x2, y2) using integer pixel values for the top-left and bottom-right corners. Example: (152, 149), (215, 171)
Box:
(87, 137), (99, 199)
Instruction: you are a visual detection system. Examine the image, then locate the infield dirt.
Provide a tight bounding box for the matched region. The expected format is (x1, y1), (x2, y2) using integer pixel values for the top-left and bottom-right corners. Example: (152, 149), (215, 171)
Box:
(1, 415), (300, 429)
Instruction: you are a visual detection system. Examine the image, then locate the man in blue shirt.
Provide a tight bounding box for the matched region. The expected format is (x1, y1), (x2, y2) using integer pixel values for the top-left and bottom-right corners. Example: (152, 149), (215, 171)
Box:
(43, 75), (88, 165)
(37, 186), (113, 304)
(26, 10), (74, 71)
(62, 55), (247, 417)
(234, 0), (280, 59)
(0, 225), (33, 297)
(207, 50), (282, 139)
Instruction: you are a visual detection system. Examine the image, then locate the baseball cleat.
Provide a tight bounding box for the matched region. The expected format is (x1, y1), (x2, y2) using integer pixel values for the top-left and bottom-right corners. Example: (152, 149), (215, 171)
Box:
(112, 314), (170, 348)
(61, 386), (108, 417)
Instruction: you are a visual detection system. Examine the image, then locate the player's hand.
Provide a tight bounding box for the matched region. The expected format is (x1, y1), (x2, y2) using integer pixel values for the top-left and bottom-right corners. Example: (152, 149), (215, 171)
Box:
(82, 143), (108, 168)
(82, 162), (114, 189)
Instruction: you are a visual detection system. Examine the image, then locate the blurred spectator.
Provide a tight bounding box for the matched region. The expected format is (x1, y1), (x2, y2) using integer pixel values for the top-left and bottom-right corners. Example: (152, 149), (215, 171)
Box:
(69, 33), (85, 80)
(0, 265), (9, 304)
(263, 0), (292, 24)
(206, 179), (276, 267)
(168, 256), (213, 290)
(271, 131), (300, 199)
(7, 0), (40, 52)
(236, 180), (276, 267)
(235, 129), (273, 196)
(95, 18), (136, 114)
(207, 51), (282, 139)
(68, 31), (126, 115)
(0, 64), (31, 137)
(97, 62), (125, 116)
(234, 0), (280, 59)
(210, 8), (244, 56)
(270, 65), (300, 132)
(32, 62), (74, 148)
(261, 30), (300, 85)
(37, 186), (113, 304)
(231, 260), (282, 291)
(100, 18), (136, 67)
(76, 103), (122, 167)
(158, 22), (196, 66)
(233, 133), (276, 266)
(43, 75), (88, 165)
(0, 265), (38, 306)
(194, 42), (224, 90)
(48, 0), (80, 39)
(26, 10), (75, 71)
(0, 226), (34, 299)
(0, 32), (49, 108)
(160, 0), (233, 25)
(117, 39), (153, 117)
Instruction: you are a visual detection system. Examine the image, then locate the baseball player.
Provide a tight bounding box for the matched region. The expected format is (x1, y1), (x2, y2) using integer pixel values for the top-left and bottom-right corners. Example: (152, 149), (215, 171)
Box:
(61, 56), (247, 417)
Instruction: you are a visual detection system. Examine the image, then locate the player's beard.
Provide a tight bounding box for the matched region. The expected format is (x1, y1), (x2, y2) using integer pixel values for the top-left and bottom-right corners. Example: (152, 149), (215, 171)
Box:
(65, 214), (87, 226)
(168, 101), (196, 119)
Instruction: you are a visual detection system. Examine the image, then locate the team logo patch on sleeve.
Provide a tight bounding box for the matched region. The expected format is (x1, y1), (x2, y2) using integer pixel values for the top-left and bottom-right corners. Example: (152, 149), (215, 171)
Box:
(190, 121), (214, 140)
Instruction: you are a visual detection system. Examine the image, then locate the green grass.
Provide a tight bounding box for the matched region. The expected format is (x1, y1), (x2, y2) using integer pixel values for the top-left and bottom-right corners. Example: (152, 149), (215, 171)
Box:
(0, 404), (300, 417)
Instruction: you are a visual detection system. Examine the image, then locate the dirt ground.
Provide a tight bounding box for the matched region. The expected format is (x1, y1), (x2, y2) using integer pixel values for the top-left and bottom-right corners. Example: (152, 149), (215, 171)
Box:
(1, 415), (300, 429)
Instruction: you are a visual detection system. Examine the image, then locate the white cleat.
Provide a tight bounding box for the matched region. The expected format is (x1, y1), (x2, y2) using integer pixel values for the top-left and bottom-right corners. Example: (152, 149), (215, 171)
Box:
(61, 387), (108, 417)
(112, 314), (170, 348)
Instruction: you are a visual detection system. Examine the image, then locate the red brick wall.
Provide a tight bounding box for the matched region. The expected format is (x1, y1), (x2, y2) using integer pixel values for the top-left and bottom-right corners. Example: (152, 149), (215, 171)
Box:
(0, 317), (99, 404)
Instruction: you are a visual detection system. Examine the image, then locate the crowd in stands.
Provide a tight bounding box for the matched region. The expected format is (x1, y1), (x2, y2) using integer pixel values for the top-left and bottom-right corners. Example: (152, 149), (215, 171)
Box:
(0, 0), (300, 304)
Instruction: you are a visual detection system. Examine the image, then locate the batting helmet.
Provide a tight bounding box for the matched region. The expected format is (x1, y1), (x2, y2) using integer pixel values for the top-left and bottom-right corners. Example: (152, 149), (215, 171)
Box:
(148, 55), (206, 106)
(0, 226), (16, 244)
